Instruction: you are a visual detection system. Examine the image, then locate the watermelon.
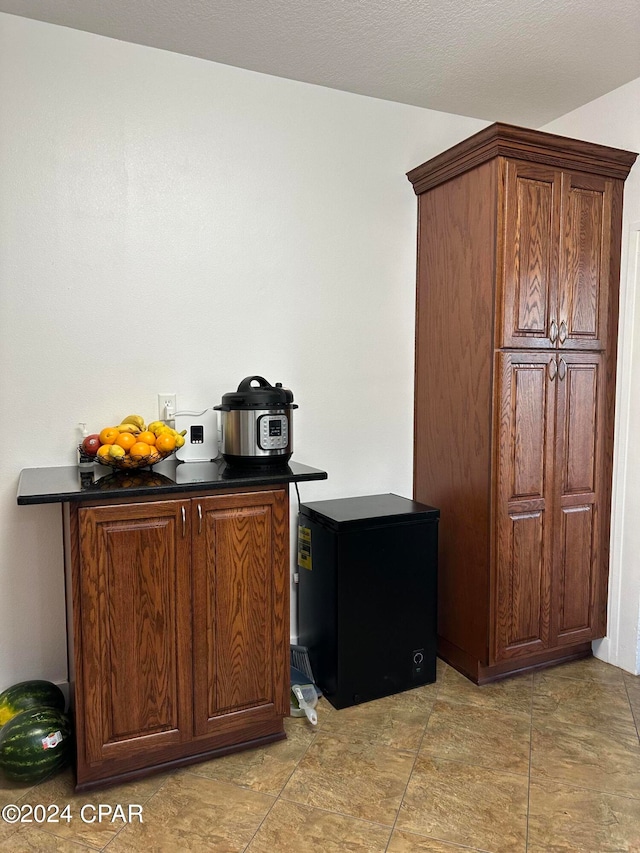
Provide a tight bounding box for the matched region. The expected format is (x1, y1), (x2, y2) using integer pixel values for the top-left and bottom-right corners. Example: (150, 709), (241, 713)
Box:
(0, 708), (72, 783)
(0, 680), (65, 727)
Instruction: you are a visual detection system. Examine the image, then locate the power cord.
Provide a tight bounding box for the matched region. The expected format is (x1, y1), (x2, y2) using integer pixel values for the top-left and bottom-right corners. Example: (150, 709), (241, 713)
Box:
(163, 405), (214, 423)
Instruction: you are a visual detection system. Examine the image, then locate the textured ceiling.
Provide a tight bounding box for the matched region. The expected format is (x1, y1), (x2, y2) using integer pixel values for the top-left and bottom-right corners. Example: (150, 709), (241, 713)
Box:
(1, 0), (639, 125)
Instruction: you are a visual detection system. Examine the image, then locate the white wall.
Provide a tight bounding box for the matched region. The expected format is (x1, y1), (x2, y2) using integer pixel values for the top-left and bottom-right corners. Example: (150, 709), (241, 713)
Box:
(543, 77), (640, 675)
(0, 12), (487, 690)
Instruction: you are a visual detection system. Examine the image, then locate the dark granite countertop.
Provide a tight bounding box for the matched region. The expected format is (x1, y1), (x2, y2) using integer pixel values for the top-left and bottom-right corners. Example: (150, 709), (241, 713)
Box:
(17, 459), (328, 505)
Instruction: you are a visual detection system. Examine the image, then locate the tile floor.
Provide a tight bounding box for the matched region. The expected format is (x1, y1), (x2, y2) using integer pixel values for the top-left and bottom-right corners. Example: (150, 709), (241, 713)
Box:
(1, 656), (640, 852)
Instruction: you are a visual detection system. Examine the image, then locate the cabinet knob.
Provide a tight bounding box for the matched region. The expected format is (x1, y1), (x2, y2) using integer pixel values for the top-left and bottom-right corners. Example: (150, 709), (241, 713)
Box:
(558, 357), (567, 381)
(559, 321), (567, 344)
(548, 358), (557, 381)
(549, 319), (558, 343)
(181, 505), (186, 537)
(198, 504), (202, 535)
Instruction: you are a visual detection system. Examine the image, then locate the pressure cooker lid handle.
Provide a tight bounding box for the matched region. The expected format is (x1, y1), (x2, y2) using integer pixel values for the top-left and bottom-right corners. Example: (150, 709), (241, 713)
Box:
(237, 375), (272, 391)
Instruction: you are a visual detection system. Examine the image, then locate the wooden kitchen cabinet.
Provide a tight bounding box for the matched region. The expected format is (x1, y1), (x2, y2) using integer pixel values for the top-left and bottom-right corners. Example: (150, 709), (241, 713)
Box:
(191, 492), (289, 738)
(68, 487), (289, 789)
(407, 123), (636, 683)
(501, 160), (614, 351)
(494, 350), (606, 663)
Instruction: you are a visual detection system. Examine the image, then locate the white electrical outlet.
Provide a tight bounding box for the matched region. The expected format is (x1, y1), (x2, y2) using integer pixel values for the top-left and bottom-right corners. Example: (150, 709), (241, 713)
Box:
(158, 393), (177, 420)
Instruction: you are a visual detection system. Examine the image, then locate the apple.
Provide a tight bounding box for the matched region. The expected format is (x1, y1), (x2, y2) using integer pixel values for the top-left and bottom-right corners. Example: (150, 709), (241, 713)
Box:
(82, 434), (101, 456)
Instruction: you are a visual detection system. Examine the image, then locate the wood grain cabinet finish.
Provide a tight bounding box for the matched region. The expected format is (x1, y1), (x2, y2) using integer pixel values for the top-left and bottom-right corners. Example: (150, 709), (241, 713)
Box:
(408, 123), (636, 683)
(67, 487), (289, 790)
(501, 161), (613, 351)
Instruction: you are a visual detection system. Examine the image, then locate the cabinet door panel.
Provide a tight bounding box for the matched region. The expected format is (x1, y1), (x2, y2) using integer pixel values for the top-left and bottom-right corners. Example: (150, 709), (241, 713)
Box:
(511, 363), (547, 499)
(212, 505), (272, 712)
(503, 509), (546, 646)
(552, 354), (604, 645)
(501, 161), (559, 348)
(558, 505), (594, 634)
(193, 490), (289, 737)
(77, 501), (192, 764)
(559, 173), (612, 350)
(562, 359), (598, 494)
(494, 353), (554, 660)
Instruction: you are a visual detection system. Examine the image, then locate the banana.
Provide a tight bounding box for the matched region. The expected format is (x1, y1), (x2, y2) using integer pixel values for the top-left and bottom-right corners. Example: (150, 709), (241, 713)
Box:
(121, 414), (146, 430)
(174, 434), (185, 448)
(117, 423), (141, 435)
(148, 421), (165, 434)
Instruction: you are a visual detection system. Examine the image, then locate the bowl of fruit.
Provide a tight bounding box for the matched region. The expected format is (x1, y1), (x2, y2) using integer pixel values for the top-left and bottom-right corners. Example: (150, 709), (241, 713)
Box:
(80, 415), (186, 470)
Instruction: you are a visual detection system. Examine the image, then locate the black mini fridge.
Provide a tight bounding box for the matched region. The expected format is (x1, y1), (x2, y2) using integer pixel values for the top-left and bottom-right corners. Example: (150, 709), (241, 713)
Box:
(297, 493), (439, 709)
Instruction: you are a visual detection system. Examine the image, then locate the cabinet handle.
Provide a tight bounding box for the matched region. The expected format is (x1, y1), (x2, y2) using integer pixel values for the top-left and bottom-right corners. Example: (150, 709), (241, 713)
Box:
(197, 504), (202, 535)
(549, 319), (558, 343)
(559, 321), (567, 344)
(181, 505), (186, 537)
(558, 357), (567, 381)
(548, 358), (557, 380)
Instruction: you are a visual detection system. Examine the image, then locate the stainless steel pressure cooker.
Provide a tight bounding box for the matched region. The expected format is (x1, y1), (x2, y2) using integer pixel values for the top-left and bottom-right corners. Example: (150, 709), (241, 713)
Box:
(214, 376), (297, 467)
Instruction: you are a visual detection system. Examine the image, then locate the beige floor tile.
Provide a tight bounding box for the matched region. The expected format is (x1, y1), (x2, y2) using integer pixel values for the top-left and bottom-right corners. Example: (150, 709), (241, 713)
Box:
(533, 671), (636, 732)
(626, 680), (640, 733)
(16, 767), (169, 849)
(626, 678), (640, 714)
(180, 715), (317, 795)
(0, 821), (19, 848)
(437, 666), (532, 718)
(396, 755), (528, 853)
(318, 684), (435, 751)
(388, 828), (486, 851)
(245, 799), (390, 852)
(538, 655), (626, 686)
(0, 825), (92, 851)
(107, 773), (274, 853)
(528, 778), (640, 852)
(421, 699), (530, 775)
(281, 731), (414, 825)
(531, 717), (640, 798)
(0, 776), (35, 809)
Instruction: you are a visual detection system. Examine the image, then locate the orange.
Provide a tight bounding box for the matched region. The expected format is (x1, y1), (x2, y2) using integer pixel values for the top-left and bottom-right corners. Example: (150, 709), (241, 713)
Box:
(129, 441), (151, 459)
(155, 433), (176, 454)
(115, 432), (137, 451)
(99, 426), (119, 445)
(137, 431), (157, 447)
(97, 444), (111, 459)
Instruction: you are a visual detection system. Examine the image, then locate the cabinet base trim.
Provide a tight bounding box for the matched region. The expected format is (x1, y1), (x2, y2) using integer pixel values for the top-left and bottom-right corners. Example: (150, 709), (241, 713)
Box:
(438, 636), (593, 684)
(74, 727), (286, 793)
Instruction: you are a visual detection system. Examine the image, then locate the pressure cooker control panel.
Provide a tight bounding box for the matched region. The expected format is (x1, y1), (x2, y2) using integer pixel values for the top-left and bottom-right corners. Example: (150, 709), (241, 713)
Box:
(258, 414), (289, 450)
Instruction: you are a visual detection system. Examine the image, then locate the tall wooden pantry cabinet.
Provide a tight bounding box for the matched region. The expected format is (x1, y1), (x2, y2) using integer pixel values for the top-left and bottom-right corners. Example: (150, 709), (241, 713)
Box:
(407, 123), (636, 684)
